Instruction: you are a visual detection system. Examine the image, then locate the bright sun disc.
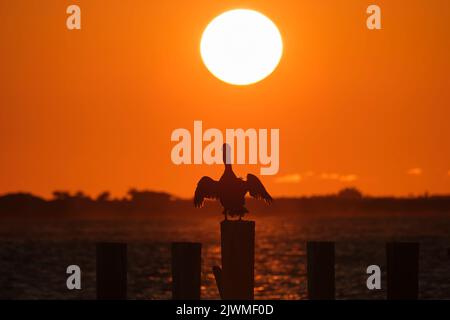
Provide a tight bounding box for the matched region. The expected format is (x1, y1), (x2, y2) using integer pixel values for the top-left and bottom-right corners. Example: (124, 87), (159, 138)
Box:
(200, 9), (283, 86)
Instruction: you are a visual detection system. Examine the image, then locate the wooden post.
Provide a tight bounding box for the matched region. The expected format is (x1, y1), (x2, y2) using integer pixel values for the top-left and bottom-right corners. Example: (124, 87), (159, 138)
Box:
(307, 241), (335, 300)
(212, 265), (224, 299)
(387, 242), (419, 300)
(220, 220), (255, 300)
(171, 242), (202, 300)
(96, 242), (127, 300)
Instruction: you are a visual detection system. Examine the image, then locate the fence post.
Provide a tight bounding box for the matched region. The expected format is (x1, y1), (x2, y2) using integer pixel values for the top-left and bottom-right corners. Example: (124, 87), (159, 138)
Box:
(171, 242), (202, 300)
(387, 242), (419, 300)
(220, 220), (255, 300)
(307, 241), (335, 300)
(96, 242), (127, 300)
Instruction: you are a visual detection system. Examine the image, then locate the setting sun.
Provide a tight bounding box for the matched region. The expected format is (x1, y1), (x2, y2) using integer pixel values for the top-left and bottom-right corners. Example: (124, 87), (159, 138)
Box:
(200, 9), (283, 85)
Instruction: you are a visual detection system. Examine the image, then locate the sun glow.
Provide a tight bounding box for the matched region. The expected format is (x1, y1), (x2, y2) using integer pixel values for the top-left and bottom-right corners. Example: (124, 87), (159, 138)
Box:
(200, 9), (283, 86)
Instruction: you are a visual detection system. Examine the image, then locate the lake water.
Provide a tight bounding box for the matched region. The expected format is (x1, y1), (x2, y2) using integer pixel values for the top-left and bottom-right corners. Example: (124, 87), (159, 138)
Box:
(1, 213), (449, 299)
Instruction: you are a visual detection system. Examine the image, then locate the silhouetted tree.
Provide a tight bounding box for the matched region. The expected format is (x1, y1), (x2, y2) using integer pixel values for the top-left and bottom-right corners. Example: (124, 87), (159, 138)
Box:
(74, 191), (90, 200)
(127, 188), (171, 212)
(337, 187), (363, 199)
(52, 191), (71, 200)
(96, 191), (111, 202)
(0, 193), (46, 216)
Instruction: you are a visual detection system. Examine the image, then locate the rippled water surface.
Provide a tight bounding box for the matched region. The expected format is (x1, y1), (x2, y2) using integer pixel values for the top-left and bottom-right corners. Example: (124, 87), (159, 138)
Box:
(0, 213), (449, 299)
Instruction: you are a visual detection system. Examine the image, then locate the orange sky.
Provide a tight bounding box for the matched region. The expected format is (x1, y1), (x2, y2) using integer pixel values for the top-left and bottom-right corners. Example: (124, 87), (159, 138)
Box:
(1, 0), (449, 198)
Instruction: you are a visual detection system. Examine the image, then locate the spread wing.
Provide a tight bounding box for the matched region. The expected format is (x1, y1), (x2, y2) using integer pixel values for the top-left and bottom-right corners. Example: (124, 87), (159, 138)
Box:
(246, 174), (273, 204)
(194, 176), (220, 208)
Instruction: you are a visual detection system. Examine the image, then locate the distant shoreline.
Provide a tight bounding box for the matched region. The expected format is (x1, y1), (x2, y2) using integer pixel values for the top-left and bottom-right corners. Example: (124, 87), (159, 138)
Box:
(1, 189), (450, 220)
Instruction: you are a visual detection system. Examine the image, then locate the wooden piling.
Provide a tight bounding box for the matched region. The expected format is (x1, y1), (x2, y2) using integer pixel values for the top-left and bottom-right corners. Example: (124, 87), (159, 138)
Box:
(212, 265), (224, 299)
(220, 220), (255, 300)
(96, 242), (127, 300)
(307, 241), (335, 300)
(171, 242), (202, 300)
(387, 242), (419, 300)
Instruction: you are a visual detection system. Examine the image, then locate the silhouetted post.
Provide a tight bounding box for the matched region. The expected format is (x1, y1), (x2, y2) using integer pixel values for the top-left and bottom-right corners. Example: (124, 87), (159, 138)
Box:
(212, 265), (224, 299)
(220, 220), (255, 300)
(307, 241), (335, 300)
(171, 242), (202, 300)
(96, 242), (127, 300)
(387, 242), (419, 300)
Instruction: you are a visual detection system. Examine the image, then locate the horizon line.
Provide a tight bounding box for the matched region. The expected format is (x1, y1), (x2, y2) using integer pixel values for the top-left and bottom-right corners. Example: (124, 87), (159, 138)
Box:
(1, 188), (450, 201)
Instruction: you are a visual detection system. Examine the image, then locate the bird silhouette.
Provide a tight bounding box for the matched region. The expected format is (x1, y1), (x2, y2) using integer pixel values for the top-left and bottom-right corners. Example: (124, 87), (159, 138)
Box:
(194, 144), (273, 220)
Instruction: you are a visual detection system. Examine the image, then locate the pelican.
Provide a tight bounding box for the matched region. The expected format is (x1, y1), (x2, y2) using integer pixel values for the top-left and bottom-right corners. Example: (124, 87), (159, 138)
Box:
(194, 144), (273, 220)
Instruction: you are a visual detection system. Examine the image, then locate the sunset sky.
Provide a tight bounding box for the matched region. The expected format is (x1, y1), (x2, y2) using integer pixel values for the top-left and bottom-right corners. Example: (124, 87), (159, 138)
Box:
(1, 0), (449, 198)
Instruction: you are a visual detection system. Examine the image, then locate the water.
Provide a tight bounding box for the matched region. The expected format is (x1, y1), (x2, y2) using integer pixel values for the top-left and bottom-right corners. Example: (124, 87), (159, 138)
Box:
(0, 213), (449, 299)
